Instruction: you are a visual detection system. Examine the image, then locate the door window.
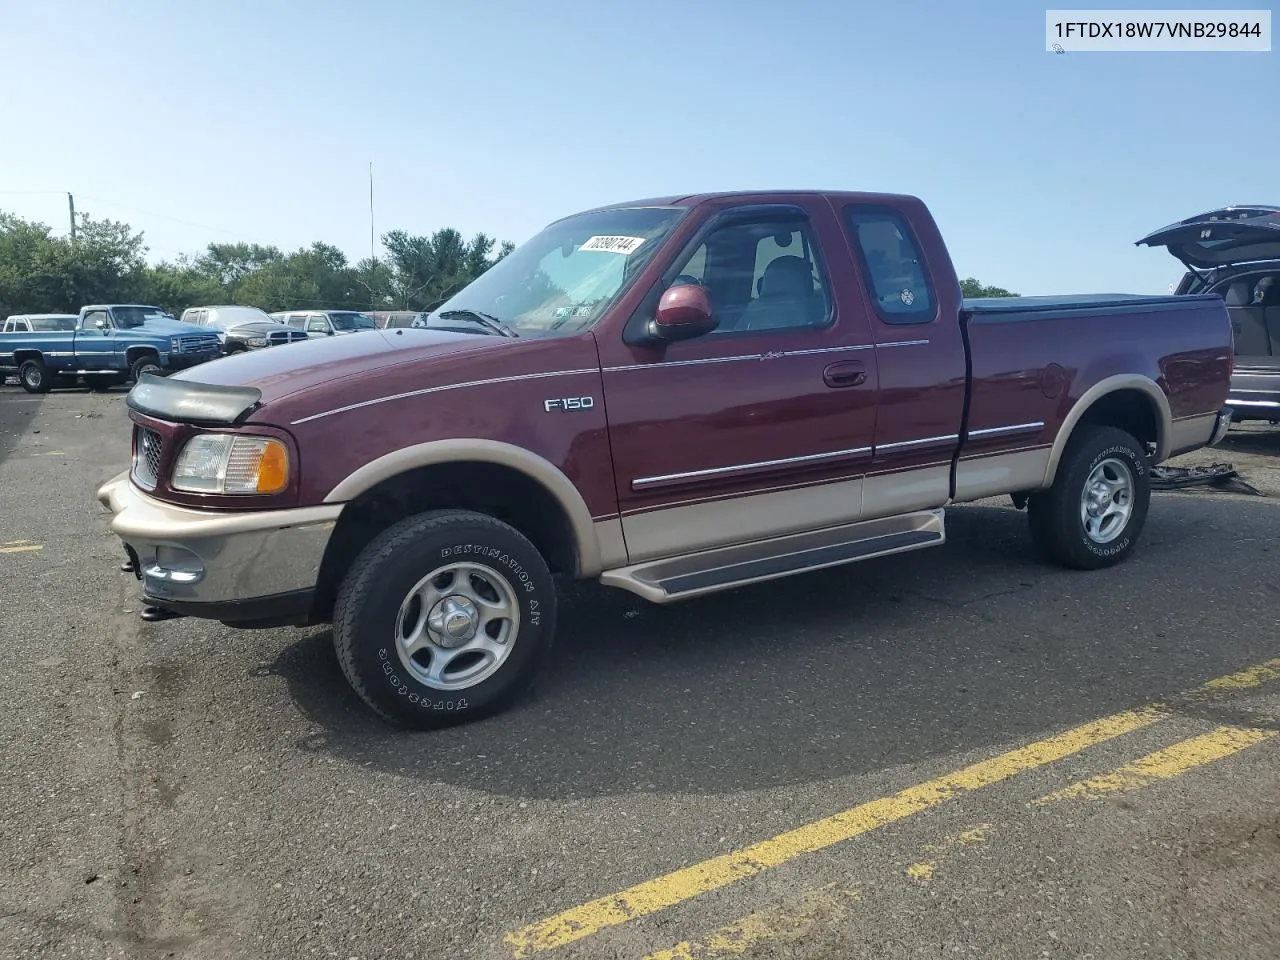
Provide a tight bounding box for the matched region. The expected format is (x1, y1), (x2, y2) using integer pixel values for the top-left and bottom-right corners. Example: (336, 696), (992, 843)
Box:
(663, 214), (833, 335)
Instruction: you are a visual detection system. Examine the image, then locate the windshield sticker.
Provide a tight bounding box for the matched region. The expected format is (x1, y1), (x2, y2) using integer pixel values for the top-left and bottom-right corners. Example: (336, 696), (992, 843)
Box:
(578, 235), (648, 255)
(900, 288), (915, 306)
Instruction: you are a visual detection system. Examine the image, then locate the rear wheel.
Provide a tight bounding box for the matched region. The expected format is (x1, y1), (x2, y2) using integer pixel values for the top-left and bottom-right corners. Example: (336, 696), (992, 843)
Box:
(18, 358), (51, 394)
(332, 509), (557, 729)
(1027, 425), (1151, 570)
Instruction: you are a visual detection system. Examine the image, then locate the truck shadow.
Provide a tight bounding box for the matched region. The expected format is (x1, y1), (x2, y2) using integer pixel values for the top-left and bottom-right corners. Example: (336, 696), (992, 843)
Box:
(1221, 423), (1280, 457)
(269, 495), (1280, 801)
(0, 385), (45, 469)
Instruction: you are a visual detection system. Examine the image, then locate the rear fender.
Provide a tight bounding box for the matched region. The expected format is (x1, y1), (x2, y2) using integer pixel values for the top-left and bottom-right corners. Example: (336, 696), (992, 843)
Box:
(1042, 374), (1171, 487)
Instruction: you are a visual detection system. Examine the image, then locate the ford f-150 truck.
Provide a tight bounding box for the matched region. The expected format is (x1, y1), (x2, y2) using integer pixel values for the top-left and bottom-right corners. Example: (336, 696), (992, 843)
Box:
(95, 190), (1234, 729)
(2, 303), (221, 393)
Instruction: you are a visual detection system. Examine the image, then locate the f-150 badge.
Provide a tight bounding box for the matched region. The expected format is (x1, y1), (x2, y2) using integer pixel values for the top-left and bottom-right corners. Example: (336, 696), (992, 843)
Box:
(544, 397), (595, 412)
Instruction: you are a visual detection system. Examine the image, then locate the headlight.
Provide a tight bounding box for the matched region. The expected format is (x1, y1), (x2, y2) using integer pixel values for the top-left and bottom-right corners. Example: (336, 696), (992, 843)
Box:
(171, 434), (290, 494)
(170, 336), (182, 352)
(247, 337), (267, 347)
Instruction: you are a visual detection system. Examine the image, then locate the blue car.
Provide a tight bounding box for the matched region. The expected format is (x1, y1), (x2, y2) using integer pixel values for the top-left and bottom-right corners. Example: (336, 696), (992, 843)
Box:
(0, 303), (222, 393)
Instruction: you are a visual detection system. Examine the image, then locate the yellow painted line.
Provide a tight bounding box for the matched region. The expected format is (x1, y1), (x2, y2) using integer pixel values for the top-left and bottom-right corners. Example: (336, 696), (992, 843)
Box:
(1033, 724), (1277, 804)
(0, 544), (42, 554)
(503, 707), (1163, 956)
(1202, 658), (1280, 691)
(906, 823), (992, 885)
(642, 884), (860, 960)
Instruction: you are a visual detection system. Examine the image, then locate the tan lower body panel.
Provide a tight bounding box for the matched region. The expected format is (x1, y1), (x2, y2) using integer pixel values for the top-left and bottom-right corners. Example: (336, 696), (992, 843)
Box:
(1167, 412), (1218, 457)
(619, 476), (864, 565)
(861, 463), (951, 520)
(599, 509), (945, 603)
(952, 446), (1052, 503)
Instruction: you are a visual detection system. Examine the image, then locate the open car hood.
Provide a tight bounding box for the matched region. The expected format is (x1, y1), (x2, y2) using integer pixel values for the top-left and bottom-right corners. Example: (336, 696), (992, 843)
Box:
(1136, 205), (1280, 270)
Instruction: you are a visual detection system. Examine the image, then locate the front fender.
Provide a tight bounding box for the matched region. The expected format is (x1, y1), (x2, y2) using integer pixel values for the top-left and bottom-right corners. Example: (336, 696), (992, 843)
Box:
(322, 438), (607, 576)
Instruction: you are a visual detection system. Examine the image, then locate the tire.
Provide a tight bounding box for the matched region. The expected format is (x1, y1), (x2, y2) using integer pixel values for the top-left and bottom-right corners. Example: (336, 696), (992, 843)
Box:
(332, 509), (558, 729)
(130, 354), (162, 383)
(18, 358), (51, 394)
(1027, 425), (1151, 570)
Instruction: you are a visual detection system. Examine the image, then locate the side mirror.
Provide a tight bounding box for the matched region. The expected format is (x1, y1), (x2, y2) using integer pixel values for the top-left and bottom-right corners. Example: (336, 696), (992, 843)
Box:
(94, 318), (108, 331)
(647, 283), (716, 342)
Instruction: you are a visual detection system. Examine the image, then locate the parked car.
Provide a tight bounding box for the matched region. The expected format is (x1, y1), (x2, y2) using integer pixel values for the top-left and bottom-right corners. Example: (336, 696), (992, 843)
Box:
(1137, 204), (1280, 423)
(97, 188), (1232, 729)
(369, 310), (426, 329)
(2, 303), (221, 393)
(180, 305), (310, 353)
(268, 309), (380, 338)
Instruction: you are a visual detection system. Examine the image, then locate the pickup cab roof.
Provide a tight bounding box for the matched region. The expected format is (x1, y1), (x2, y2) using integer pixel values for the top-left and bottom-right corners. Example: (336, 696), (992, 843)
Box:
(1136, 205), (1280, 270)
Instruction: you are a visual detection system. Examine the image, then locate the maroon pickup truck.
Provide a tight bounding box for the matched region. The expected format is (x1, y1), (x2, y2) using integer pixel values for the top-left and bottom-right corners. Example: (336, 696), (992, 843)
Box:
(96, 189), (1234, 728)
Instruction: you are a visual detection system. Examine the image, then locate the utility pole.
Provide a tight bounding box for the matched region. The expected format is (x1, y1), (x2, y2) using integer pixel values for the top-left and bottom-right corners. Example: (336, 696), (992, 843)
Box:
(369, 161), (376, 266)
(68, 192), (76, 242)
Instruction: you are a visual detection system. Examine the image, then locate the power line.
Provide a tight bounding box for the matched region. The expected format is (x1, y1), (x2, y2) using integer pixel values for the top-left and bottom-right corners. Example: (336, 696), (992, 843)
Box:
(75, 194), (243, 237)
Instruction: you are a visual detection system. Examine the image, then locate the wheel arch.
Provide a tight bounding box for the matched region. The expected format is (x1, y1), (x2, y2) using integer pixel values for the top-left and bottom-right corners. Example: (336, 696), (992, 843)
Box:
(1041, 375), (1171, 487)
(13, 349), (45, 366)
(125, 344), (161, 365)
(312, 440), (608, 622)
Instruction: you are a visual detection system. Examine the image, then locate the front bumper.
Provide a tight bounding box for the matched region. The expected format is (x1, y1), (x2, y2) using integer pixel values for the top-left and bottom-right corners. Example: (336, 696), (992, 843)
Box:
(1226, 369), (1280, 421)
(165, 348), (222, 371)
(96, 471), (342, 626)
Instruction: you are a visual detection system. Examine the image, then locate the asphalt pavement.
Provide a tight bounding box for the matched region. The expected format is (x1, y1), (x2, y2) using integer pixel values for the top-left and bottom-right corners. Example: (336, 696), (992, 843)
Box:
(1, 386), (1278, 960)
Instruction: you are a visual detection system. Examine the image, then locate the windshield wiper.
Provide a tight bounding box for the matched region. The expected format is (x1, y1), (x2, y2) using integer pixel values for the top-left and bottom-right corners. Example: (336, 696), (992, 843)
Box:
(438, 309), (518, 338)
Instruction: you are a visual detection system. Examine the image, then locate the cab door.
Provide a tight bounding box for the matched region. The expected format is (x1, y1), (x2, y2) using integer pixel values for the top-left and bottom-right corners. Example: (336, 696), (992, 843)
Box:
(596, 198), (880, 564)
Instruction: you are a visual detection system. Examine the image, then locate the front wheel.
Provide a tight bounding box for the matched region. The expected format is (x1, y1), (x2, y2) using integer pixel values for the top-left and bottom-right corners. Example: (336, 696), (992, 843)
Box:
(1027, 425), (1151, 570)
(130, 355), (162, 383)
(332, 509), (558, 729)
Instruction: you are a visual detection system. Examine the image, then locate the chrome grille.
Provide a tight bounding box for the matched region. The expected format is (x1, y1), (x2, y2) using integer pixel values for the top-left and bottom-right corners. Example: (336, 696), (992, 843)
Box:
(177, 335), (221, 353)
(132, 427), (164, 489)
(268, 330), (308, 346)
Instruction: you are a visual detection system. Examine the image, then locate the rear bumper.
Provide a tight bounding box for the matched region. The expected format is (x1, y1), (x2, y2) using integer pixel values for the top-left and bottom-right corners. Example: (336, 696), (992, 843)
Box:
(96, 471), (342, 626)
(1227, 369), (1280, 420)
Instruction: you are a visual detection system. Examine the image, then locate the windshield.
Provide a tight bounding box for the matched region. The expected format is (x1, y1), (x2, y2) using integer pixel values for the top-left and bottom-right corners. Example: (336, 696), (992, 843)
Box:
(112, 306), (170, 328)
(31, 316), (77, 331)
(423, 206), (687, 337)
(329, 312), (378, 331)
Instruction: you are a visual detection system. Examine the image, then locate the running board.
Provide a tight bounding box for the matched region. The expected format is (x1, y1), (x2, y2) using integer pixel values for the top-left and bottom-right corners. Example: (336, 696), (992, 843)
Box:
(599, 509), (946, 603)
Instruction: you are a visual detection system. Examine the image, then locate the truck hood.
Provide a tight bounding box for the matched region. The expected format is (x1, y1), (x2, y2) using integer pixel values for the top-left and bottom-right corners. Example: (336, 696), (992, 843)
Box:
(167, 326), (504, 405)
(224, 320), (291, 336)
(128, 316), (210, 336)
(1136, 205), (1280, 270)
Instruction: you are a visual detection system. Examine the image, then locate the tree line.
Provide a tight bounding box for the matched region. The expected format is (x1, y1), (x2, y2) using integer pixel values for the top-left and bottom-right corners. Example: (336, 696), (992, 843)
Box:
(0, 208), (516, 320)
(0, 206), (1019, 320)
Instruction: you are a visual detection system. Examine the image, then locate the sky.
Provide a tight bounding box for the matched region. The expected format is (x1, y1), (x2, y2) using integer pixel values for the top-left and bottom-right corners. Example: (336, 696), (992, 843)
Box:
(1, 0), (1276, 295)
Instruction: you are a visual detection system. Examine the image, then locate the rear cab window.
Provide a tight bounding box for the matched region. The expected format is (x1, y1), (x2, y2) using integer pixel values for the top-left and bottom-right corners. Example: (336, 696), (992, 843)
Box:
(843, 206), (937, 325)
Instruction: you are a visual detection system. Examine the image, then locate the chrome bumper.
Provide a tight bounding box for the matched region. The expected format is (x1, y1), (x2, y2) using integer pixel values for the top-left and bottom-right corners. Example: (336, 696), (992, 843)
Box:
(1208, 407), (1233, 447)
(95, 471), (342, 619)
